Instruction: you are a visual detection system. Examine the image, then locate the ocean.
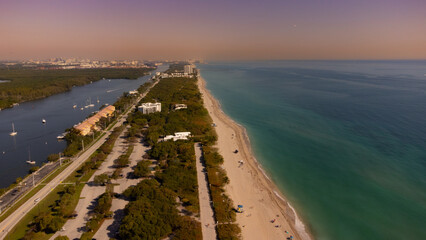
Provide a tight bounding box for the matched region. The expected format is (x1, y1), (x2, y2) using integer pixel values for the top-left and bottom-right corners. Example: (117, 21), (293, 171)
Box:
(198, 60), (426, 240)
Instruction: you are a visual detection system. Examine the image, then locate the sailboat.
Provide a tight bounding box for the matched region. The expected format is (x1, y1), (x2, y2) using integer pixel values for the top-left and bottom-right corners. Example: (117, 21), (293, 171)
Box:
(88, 97), (95, 108)
(97, 97), (100, 103)
(10, 123), (17, 136)
(26, 149), (35, 164)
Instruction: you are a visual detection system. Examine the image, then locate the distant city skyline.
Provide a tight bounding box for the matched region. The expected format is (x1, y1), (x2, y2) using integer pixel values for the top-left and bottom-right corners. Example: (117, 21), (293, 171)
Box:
(1, 0), (425, 60)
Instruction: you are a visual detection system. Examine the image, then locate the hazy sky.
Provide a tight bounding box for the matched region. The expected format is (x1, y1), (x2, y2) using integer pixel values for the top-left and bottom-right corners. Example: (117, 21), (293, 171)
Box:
(1, 0), (425, 60)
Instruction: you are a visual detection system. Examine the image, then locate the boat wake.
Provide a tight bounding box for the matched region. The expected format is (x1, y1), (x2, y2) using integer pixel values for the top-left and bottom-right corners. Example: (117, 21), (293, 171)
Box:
(107, 88), (120, 93)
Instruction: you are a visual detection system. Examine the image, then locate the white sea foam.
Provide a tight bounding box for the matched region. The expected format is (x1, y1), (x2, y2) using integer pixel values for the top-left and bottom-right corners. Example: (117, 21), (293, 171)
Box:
(257, 164), (271, 181)
(274, 191), (312, 240)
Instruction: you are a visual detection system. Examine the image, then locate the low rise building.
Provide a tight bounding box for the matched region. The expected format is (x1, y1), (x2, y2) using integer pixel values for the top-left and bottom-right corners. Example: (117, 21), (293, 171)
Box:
(138, 102), (161, 114)
(163, 132), (191, 141)
(74, 105), (115, 135)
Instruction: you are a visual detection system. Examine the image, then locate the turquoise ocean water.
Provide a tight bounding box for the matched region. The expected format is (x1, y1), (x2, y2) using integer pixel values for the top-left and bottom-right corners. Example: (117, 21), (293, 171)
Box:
(198, 61), (426, 240)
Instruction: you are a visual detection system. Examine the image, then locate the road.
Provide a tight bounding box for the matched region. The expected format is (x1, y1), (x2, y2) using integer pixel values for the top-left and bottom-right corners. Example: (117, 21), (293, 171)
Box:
(194, 143), (217, 240)
(0, 78), (159, 239)
(0, 160), (59, 213)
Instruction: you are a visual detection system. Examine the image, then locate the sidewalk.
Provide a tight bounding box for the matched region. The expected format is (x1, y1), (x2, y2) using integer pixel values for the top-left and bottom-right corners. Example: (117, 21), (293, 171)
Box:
(194, 143), (217, 240)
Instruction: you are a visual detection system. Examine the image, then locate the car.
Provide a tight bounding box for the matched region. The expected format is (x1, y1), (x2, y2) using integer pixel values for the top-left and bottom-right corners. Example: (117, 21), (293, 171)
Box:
(34, 198), (40, 202)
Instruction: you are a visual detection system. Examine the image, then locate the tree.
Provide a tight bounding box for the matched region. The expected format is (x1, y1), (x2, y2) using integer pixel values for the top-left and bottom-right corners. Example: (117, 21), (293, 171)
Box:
(133, 160), (151, 178)
(54, 236), (70, 240)
(15, 177), (22, 184)
(47, 153), (59, 162)
(29, 166), (40, 173)
(115, 155), (130, 168)
(34, 211), (53, 232)
(46, 216), (64, 233)
(93, 173), (109, 186)
(94, 192), (112, 215)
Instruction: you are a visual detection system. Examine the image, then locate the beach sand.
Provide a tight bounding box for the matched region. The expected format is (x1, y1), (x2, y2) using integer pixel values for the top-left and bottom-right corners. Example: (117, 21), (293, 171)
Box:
(198, 76), (312, 240)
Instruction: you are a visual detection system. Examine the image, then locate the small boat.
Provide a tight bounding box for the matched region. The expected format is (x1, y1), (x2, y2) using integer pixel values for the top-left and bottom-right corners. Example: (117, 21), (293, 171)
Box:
(80, 107), (84, 110)
(97, 97), (100, 103)
(57, 135), (65, 140)
(26, 149), (35, 164)
(10, 123), (17, 136)
(42, 119), (46, 124)
(73, 104), (77, 109)
(86, 98), (94, 107)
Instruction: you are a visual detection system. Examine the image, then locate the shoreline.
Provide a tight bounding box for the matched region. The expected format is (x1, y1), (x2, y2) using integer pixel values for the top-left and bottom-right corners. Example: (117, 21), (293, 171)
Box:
(198, 76), (312, 240)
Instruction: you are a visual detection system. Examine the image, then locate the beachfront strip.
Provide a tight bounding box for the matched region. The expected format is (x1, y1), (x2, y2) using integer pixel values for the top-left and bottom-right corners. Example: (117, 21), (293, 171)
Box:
(1, 63), (302, 240)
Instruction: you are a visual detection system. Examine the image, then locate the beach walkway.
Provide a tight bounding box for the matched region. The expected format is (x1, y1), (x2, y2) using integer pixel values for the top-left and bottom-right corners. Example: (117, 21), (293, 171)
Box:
(194, 143), (217, 240)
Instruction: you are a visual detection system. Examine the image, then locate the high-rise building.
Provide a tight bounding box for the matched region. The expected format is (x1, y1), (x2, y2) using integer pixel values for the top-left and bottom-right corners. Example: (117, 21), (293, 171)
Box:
(184, 65), (194, 74)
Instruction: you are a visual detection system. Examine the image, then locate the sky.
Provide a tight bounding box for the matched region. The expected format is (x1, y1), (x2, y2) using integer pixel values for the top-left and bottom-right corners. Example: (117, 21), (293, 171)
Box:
(0, 0), (425, 60)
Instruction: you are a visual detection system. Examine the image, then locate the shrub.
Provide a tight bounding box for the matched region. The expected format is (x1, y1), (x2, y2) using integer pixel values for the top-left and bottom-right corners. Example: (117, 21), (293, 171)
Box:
(54, 236), (70, 240)
(29, 166), (40, 173)
(133, 160), (151, 178)
(217, 223), (241, 240)
(47, 153), (60, 162)
(93, 173), (110, 186)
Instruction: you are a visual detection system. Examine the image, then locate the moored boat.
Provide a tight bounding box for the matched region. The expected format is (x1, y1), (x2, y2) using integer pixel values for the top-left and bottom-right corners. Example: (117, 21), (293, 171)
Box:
(10, 123), (17, 136)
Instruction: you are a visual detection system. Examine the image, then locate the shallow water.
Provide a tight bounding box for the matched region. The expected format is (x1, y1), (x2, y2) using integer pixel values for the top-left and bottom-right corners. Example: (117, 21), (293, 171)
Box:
(199, 60), (426, 240)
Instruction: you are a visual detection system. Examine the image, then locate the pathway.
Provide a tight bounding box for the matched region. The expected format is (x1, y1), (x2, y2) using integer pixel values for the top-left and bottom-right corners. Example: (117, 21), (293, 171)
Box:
(194, 143), (217, 240)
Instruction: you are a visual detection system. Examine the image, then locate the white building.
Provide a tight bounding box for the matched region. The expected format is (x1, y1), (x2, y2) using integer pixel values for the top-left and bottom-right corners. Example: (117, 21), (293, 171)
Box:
(138, 103), (161, 114)
(174, 104), (187, 110)
(163, 132), (191, 141)
(184, 65), (194, 74)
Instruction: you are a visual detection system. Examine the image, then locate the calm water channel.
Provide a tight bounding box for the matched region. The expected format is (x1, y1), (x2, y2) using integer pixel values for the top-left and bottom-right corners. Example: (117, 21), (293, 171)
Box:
(0, 65), (167, 188)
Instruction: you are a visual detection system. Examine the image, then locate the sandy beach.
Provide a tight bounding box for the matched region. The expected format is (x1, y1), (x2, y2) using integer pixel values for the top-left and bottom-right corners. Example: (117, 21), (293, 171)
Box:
(198, 76), (312, 240)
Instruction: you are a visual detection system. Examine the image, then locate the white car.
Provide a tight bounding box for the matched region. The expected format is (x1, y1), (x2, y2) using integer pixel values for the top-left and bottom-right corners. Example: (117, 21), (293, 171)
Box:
(34, 198), (40, 203)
